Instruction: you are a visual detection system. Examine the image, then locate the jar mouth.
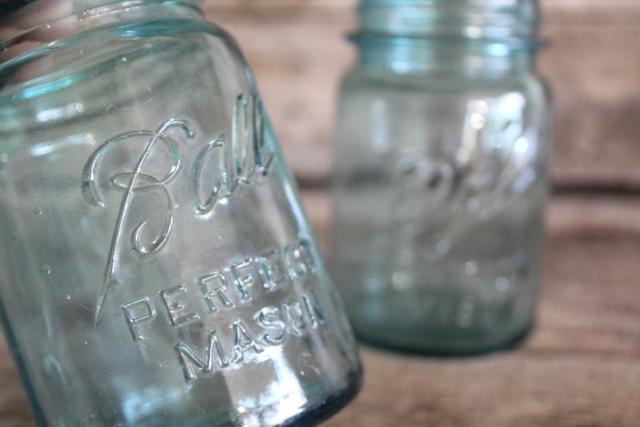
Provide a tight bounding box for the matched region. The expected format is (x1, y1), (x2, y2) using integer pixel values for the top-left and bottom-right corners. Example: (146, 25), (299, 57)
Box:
(355, 0), (540, 46)
(0, 0), (203, 100)
(0, 0), (200, 58)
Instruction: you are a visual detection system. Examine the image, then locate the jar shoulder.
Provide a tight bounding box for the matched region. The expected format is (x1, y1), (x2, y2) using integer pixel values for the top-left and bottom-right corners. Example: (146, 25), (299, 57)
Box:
(334, 65), (553, 160)
(0, 19), (254, 137)
(0, 18), (243, 105)
(339, 66), (550, 106)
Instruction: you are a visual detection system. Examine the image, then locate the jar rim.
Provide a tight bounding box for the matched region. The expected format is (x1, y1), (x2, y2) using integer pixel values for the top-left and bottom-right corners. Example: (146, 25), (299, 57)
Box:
(0, 0), (200, 48)
(354, 0), (541, 44)
(0, 0), (201, 75)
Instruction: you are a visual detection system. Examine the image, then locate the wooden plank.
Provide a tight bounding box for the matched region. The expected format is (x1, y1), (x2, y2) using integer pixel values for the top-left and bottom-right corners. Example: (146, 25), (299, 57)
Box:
(206, 0), (640, 12)
(202, 0), (640, 190)
(308, 192), (640, 427)
(203, 1), (355, 183)
(0, 194), (639, 426)
(325, 233), (640, 427)
(302, 191), (640, 255)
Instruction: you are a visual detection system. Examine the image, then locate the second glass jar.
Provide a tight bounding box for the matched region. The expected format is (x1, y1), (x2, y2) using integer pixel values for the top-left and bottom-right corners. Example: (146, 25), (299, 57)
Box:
(331, 0), (552, 354)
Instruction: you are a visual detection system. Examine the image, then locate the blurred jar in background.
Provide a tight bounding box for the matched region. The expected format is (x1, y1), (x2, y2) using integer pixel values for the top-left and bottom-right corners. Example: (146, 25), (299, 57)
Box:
(332, 0), (552, 354)
(0, 0), (360, 425)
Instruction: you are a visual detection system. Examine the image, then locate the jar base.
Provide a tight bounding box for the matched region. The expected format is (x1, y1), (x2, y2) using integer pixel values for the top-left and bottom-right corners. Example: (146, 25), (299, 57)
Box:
(353, 322), (534, 357)
(281, 369), (362, 427)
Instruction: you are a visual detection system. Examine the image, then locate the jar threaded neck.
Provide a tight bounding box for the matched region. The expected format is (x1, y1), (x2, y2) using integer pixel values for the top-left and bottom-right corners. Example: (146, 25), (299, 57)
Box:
(354, 0), (540, 49)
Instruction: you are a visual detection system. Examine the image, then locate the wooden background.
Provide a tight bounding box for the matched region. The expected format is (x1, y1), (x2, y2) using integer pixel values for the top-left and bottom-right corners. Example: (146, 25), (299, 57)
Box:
(0, 1), (639, 426)
(205, 0), (640, 191)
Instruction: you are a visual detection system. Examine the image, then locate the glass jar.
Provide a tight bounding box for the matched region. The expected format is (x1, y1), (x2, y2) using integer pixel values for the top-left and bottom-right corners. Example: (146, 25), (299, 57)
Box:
(0, 1), (361, 425)
(331, 0), (551, 354)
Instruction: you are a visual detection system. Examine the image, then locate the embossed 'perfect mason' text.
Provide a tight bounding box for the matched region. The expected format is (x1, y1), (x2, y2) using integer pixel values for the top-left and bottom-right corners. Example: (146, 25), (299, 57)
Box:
(120, 239), (327, 382)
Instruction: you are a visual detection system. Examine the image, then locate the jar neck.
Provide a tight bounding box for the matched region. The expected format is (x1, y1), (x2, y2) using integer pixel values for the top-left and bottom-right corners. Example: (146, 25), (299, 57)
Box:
(0, 0), (203, 65)
(354, 36), (536, 78)
(356, 0), (540, 42)
(353, 0), (540, 78)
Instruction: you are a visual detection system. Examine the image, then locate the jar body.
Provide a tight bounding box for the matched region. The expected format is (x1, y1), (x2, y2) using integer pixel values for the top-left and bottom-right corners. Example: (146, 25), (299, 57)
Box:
(332, 61), (551, 354)
(0, 7), (360, 427)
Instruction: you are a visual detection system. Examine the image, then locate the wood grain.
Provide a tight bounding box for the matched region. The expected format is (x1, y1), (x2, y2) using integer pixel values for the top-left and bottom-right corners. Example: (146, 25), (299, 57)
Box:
(203, 0), (640, 190)
(1, 2), (639, 426)
(325, 233), (640, 427)
(1, 195), (639, 427)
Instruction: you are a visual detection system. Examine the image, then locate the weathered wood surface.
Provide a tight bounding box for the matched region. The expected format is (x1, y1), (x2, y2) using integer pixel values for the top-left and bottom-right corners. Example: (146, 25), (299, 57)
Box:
(203, 0), (640, 190)
(1, 2), (639, 426)
(0, 195), (639, 427)
(324, 200), (640, 427)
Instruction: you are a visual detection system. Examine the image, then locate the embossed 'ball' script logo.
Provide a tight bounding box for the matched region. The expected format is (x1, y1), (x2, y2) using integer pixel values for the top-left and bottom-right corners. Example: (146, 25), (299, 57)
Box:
(81, 94), (272, 323)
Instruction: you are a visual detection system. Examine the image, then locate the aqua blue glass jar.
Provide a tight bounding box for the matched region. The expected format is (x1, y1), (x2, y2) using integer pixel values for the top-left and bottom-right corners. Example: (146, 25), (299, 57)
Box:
(331, 0), (552, 354)
(0, 1), (361, 425)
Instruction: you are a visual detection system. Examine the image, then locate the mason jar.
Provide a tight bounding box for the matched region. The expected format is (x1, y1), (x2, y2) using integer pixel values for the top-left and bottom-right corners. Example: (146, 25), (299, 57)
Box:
(332, 0), (552, 354)
(0, 1), (361, 425)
